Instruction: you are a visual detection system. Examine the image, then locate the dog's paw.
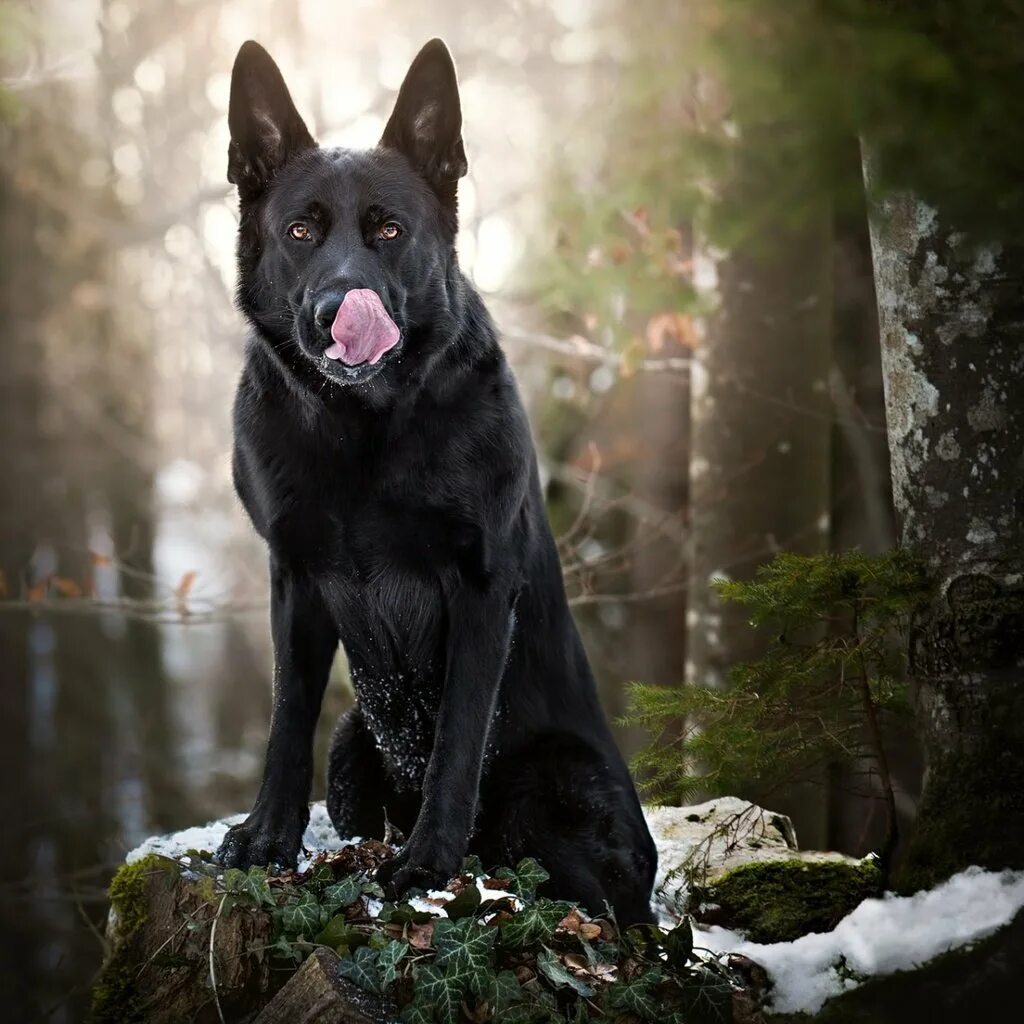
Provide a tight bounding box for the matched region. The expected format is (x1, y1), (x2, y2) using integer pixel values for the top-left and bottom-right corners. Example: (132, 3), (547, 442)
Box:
(215, 815), (302, 872)
(376, 843), (461, 899)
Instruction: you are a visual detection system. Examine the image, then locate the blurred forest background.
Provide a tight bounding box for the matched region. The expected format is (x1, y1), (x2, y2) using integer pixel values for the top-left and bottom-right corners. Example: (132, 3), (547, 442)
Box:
(3, 0), (1021, 1019)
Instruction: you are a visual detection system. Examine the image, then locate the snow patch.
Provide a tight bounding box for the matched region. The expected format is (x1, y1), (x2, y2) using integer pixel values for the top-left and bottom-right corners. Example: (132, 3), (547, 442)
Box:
(694, 866), (1024, 1014)
(127, 803), (356, 872)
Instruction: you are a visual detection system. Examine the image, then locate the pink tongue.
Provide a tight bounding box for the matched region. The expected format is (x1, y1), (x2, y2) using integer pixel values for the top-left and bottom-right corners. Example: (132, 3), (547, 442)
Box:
(324, 289), (401, 366)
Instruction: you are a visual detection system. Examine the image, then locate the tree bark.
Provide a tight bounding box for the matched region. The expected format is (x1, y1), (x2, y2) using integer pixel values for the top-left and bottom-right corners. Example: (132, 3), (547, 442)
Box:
(864, 167), (1024, 886)
(253, 949), (387, 1024)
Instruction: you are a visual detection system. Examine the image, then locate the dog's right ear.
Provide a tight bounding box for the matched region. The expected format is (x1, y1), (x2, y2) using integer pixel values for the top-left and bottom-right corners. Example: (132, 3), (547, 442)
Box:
(227, 41), (315, 201)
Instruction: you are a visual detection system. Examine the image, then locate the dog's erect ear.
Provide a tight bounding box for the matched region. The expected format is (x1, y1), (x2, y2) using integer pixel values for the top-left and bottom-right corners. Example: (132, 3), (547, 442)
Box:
(380, 39), (468, 201)
(228, 41), (315, 200)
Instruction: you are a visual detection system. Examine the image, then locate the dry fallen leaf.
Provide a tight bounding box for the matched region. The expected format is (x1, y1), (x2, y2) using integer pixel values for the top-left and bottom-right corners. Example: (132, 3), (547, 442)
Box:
(559, 908), (585, 934)
(407, 920), (435, 949)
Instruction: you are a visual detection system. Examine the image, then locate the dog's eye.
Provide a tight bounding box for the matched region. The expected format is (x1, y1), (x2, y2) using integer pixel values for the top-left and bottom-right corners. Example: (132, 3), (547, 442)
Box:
(378, 222), (402, 241)
(288, 222), (312, 241)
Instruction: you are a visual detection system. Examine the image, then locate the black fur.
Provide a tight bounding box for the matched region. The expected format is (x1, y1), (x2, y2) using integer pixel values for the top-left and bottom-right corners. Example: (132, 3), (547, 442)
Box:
(215, 38), (656, 924)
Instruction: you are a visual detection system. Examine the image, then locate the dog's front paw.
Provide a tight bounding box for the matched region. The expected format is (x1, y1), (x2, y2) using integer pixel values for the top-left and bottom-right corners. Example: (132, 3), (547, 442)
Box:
(215, 812), (304, 871)
(376, 842), (461, 899)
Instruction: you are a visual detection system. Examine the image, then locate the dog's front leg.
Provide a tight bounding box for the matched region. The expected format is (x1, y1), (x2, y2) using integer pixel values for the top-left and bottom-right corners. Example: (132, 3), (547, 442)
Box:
(377, 581), (512, 895)
(217, 558), (337, 870)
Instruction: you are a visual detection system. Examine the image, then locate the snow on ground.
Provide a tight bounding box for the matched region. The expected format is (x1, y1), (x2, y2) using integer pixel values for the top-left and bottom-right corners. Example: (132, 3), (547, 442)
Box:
(127, 803), (352, 870)
(693, 866), (1024, 1014)
(126, 802), (519, 918)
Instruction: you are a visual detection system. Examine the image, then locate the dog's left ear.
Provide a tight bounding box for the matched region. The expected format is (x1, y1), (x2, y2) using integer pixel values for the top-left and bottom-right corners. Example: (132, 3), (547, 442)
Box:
(381, 39), (468, 203)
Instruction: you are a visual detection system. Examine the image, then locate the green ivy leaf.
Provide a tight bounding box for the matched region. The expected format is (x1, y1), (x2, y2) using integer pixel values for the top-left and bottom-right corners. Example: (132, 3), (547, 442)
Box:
(499, 900), (572, 949)
(608, 972), (663, 1021)
(625, 922), (667, 954)
(378, 901), (435, 924)
(321, 875), (363, 914)
(241, 866), (274, 906)
(479, 968), (524, 1014)
(400, 999), (434, 1024)
(536, 946), (595, 997)
(378, 939), (408, 988)
(412, 963), (462, 1024)
(315, 915), (369, 952)
(267, 934), (301, 964)
(281, 891), (321, 937)
(336, 945), (381, 995)
(433, 917), (497, 996)
(222, 867), (246, 892)
(664, 917), (693, 968)
(510, 858), (550, 899)
(674, 964), (736, 1019)
(462, 854), (485, 876)
(444, 883), (482, 920)
(307, 864), (334, 891)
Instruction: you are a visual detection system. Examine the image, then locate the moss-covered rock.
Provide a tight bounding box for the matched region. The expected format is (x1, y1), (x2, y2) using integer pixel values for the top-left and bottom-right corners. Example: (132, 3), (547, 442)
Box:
(695, 858), (882, 943)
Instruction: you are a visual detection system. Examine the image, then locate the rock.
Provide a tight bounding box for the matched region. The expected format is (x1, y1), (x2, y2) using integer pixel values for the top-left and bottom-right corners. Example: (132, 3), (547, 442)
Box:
(693, 858), (882, 943)
(646, 796), (865, 918)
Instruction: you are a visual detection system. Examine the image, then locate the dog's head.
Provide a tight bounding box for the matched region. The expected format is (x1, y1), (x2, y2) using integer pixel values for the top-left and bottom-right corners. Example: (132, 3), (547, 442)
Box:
(227, 39), (468, 387)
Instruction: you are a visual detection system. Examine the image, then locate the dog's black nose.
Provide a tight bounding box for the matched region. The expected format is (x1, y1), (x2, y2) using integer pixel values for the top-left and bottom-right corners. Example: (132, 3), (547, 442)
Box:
(314, 296), (342, 332)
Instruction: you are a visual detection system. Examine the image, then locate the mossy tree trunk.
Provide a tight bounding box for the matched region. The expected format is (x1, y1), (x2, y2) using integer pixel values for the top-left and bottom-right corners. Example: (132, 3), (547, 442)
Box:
(864, 173), (1024, 887)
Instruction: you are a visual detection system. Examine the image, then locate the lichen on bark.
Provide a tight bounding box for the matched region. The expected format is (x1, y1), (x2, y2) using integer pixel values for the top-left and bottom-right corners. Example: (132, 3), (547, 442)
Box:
(863, 156), (1024, 886)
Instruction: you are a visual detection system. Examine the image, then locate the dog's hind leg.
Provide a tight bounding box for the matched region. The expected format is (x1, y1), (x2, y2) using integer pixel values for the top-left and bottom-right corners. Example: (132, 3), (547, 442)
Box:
(326, 705), (419, 842)
(474, 733), (657, 925)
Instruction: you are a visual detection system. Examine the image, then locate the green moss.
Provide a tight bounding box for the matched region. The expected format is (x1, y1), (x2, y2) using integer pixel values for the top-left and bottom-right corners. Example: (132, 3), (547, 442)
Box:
(698, 859), (882, 944)
(107, 854), (167, 941)
(900, 741), (1024, 894)
(90, 855), (176, 1024)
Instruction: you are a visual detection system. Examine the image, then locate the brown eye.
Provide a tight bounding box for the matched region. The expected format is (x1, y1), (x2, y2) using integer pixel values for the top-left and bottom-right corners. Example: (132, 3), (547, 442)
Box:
(378, 222), (401, 241)
(288, 222), (311, 241)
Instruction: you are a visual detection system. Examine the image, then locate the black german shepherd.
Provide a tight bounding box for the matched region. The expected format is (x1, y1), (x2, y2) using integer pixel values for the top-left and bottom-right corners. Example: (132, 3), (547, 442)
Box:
(215, 38), (656, 924)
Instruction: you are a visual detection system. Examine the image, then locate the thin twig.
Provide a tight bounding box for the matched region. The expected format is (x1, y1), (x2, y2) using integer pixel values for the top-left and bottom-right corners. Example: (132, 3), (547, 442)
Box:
(136, 918), (189, 979)
(209, 894), (228, 1024)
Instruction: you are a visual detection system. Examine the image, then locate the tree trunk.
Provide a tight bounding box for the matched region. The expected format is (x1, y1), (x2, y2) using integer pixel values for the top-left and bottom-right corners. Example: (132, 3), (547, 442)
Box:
(864, 171), (1024, 886)
(687, 209), (834, 845)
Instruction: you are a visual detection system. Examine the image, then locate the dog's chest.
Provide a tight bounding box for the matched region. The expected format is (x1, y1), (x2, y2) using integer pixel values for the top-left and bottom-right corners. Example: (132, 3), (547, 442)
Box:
(350, 661), (443, 790)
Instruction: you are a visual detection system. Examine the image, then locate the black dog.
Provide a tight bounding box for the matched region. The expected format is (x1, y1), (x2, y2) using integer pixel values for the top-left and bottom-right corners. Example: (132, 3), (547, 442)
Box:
(215, 38), (656, 924)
